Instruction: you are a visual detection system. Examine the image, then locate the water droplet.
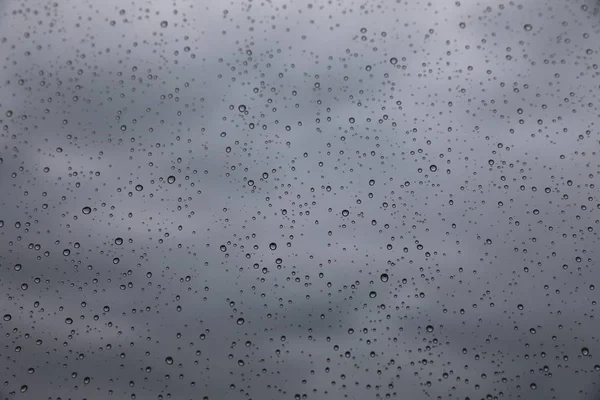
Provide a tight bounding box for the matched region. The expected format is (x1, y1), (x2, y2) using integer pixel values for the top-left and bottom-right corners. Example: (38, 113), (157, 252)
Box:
(220, 245), (227, 252)
(390, 57), (398, 65)
(530, 382), (537, 390)
(120, 125), (127, 131)
(341, 209), (349, 217)
(524, 24), (532, 31)
(160, 20), (168, 28)
(238, 105), (247, 112)
(369, 291), (377, 298)
(380, 273), (389, 282)
(135, 184), (143, 191)
(429, 164), (438, 172)
(236, 318), (245, 325)
(167, 176), (176, 184)
(65, 317), (73, 324)
(82, 206), (92, 214)
(582, 347), (590, 356)
(165, 356), (174, 365)
(115, 238), (123, 245)
(3, 314), (11, 321)
(113, 257), (120, 264)
(269, 242), (277, 251)
(426, 325), (434, 333)
(14, 264), (22, 271)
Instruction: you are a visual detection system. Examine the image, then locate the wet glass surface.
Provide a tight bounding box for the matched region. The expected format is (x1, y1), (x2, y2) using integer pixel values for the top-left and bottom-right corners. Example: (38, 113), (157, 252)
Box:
(1, 0), (600, 399)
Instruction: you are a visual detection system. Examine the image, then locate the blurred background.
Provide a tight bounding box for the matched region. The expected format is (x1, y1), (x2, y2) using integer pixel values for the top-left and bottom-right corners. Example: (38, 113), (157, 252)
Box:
(0, 0), (599, 398)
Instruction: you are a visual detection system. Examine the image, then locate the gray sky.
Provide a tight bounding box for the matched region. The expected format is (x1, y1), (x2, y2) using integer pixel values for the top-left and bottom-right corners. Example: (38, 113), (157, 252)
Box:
(1, 0), (600, 399)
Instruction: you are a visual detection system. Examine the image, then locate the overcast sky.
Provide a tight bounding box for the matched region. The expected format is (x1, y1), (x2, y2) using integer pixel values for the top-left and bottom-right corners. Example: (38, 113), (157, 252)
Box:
(1, 0), (600, 399)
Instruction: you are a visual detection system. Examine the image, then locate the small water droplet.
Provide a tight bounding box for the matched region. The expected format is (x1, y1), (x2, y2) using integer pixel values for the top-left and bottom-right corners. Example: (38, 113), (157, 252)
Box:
(582, 347), (590, 356)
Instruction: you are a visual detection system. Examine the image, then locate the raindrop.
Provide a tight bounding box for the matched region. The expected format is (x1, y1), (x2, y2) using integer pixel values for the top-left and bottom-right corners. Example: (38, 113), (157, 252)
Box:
(236, 318), (245, 325)
(380, 273), (389, 282)
(582, 347), (590, 356)
(429, 165), (438, 172)
(115, 238), (123, 245)
(3, 314), (11, 321)
(369, 291), (377, 298)
(82, 206), (92, 214)
(524, 24), (533, 31)
(165, 356), (174, 365)
(426, 325), (434, 333)
(269, 242), (277, 251)
(160, 20), (168, 28)
(167, 176), (176, 184)
(341, 209), (349, 217)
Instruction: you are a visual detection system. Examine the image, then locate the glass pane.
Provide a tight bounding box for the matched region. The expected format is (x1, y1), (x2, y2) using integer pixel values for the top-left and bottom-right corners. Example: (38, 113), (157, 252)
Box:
(1, 0), (598, 399)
